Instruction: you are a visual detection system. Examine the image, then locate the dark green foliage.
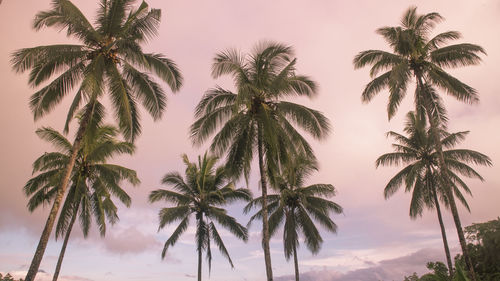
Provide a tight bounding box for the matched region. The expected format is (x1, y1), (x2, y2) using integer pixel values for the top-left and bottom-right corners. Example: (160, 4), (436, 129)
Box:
(11, 0), (183, 141)
(377, 111), (491, 217)
(150, 153), (251, 279)
(245, 155), (342, 280)
(25, 123), (139, 238)
(0, 274), (23, 281)
(191, 40), (330, 182)
(457, 218), (500, 281)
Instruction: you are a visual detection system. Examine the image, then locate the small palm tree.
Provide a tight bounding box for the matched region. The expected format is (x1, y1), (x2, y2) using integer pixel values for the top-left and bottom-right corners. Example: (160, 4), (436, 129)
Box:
(245, 155), (342, 281)
(376, 111), (491, 276)
(191, 41), (330, 280)
(353, 7), (486, 278)
(149, 153), (251, 281)
(24, 124), (139, 281)
(11, 1), (182, 278)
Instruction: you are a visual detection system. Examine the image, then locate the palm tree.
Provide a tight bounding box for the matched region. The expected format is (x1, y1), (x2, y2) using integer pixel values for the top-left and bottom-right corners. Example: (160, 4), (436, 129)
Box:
(245, 155), (342, 281)
(149, 153), (251, 281)
(191, 41), (330, 280)
(11, 1), (182, 279)
(353, 6), (486, 278)
(376, 111), (491, 277)
(24, 124), (139, 281)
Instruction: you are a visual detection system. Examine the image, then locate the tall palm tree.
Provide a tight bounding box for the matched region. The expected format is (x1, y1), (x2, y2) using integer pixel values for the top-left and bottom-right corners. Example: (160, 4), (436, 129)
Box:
(24, 124), (139, 281)
(149, 153), (251, 281)
(245, 155), (342, 281)
(191, 41), (330, 280)
(376, 112), (491, 277)
(11, 1), (182, 279)
(353, 6), (486, 278)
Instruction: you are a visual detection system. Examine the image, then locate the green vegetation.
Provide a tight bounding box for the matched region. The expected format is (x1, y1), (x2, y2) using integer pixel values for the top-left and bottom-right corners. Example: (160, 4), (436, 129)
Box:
(354, 6), (486, 279)
(404, 218), (500, 281)
(11, 1), (182, 279)
(6, 1), (495, 281)
(24, 122), (139, 281)
(149, 153), (251, 281)
(377, 111), (491, 275)
(245, 155), (342, 281)
(190, 41), (330, 281)
(457, 218), (500, 281)
(0, 274), (23, 281)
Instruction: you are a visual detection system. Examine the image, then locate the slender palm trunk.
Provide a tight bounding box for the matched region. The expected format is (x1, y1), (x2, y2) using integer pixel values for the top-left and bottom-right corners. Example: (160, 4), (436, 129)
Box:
(257, 125), (273, 281)
(418, 77), (476, 281)
(198, 246), (202, 281)
(52, 204), (79, 281)
(25, 103), (94, 281)
(432, 186), (454, 278)
(293, 243), (300, 281)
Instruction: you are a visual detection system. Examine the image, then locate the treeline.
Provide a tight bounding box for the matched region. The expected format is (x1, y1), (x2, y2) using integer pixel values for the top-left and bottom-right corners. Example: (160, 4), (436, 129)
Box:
(404, 218), (500, 281)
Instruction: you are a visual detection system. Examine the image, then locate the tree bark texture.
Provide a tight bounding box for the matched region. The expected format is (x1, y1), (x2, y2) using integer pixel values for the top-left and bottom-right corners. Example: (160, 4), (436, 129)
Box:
(258, 125), (274, 281)
(25, 104), (94, 281)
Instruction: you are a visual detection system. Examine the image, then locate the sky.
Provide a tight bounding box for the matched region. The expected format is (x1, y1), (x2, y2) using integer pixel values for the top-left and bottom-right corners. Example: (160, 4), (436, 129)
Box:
(0, 0), (499, 280)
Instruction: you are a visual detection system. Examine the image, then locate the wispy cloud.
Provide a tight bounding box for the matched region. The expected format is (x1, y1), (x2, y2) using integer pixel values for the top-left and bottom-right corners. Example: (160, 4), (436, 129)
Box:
(276, 248), (458, 281)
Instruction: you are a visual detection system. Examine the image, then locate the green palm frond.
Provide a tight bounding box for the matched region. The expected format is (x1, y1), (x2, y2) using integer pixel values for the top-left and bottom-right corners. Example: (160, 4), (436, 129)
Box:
(209, 222), (234, 268)
(162, 216), (189, 259)
(158, 206), (191, 230)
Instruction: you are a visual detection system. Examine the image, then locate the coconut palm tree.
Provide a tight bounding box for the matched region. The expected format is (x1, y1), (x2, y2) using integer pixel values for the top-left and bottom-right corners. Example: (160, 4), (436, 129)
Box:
(376, 111), (491, 277)
(245, 155), (342, 281)
(149, 153), (251, 281)
(191, 41), (330, 280)
(24, 123), (139, 281)
(353, 6), (486, 278)
(11, 1), (182, 279)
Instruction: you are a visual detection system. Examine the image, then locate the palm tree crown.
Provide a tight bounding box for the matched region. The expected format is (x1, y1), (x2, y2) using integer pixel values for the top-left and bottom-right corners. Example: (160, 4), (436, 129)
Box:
(376, 111), (491, 217)
(353, 6), (485, 121)
(191, 41), (330, 178)
(24, 123), (139, 280)
(245, 155), (342, 281)
(149, 153), (251, 281)
(11, 0), (183, 140)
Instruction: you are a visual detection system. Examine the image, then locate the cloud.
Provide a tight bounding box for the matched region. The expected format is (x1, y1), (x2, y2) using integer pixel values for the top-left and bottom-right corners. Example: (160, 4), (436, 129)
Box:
(101, 226), (161, 255)
(276, 248), (452, 281)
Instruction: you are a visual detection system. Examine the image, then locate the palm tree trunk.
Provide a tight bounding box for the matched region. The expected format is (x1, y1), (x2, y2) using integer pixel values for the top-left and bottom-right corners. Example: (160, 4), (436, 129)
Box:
(418, 78), (476, 281)
(293, 243), (300, 281)
(25, 103), (94, 281)
(432, 186), (454, 278)
(52, 204), (79, 281)
(257, 125), (274, 281)
(198, 245), (202, 281)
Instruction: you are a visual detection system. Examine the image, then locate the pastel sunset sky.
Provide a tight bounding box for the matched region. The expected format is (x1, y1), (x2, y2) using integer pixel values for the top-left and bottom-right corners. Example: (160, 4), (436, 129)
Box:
(0, 0), (499, 280)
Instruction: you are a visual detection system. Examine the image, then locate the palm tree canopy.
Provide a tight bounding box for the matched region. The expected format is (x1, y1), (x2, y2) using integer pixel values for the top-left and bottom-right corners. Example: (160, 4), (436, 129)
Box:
(353, 6), (485, 120)
(376, 111), (492, 217)
(149, 153), (251, 271)
(245, 155), (343, 259)
(190, 41), (331, 180)
(11, 0), (183, 141)
(24, 123), (140, 238)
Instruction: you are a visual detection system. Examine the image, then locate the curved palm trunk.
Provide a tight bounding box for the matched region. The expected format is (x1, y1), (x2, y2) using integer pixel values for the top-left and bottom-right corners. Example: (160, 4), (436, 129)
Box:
(257, 125), (274, 281)
(432, 186), (454, 278)
(418, 77), (476, 281)
(52, 204), (79, 281)
(25, 104), (94, 281)
(293, 243), (300, 281)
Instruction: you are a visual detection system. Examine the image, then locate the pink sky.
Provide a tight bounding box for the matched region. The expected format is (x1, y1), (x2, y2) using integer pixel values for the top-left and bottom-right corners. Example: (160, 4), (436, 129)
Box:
(1, 0), (499, 280)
